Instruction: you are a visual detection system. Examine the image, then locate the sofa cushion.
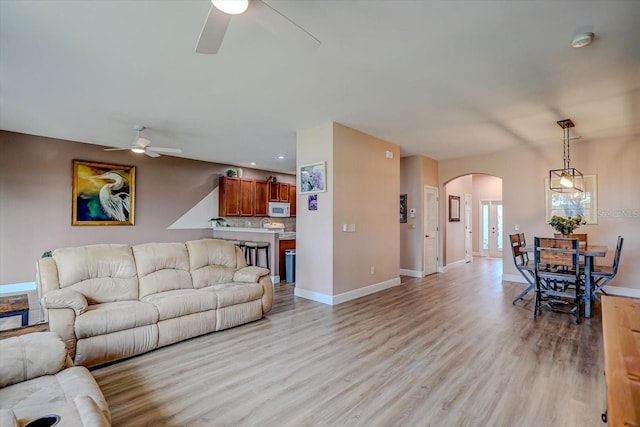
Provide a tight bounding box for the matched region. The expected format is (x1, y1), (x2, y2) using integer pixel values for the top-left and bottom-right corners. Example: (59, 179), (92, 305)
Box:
(133, 242), (193, 299)
(52, 244), (138, 303)
(142, 289), (217, 320)
(200, 282), (264, 308)
(0, 332), (69, 388)
(187, 239), (247, 288)
(0, 367), (110, 427)
(75, 301), (159, 339)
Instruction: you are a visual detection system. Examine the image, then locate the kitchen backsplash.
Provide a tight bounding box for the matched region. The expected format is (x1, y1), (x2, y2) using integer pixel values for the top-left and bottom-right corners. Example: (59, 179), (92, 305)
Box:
(222, 217), (296, 232)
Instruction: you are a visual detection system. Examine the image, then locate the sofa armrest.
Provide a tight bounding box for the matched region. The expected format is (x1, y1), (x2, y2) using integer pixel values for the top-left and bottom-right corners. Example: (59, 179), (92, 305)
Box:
(41, 288), (88, 316)
(74, 396), (112, 427)
(0, 332), (69, 388)
(233, 266), (270, 283)
(0, 409), (18, 427)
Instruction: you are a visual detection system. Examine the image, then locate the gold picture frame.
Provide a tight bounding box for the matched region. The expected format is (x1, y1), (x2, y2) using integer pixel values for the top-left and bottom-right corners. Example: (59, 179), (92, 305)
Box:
(72, 160), (135, 226)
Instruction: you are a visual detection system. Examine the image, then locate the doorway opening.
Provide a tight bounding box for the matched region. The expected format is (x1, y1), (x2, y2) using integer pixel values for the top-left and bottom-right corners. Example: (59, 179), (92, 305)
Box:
(443, 174), (503, 267)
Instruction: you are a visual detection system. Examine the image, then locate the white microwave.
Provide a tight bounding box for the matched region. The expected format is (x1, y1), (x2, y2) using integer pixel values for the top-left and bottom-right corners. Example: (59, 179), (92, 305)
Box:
(268, 202), (290, 217)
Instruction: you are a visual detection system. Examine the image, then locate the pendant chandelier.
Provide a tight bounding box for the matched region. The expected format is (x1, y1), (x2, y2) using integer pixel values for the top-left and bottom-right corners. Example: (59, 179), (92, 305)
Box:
(549, 119), (583, 193)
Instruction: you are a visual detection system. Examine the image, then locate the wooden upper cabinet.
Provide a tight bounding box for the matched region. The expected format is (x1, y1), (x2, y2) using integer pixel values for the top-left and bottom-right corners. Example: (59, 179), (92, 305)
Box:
(268, 182), (290, 202)
(220, 177), (292, 217)
(289, 185), (296, 217)
(239, 179), (255, 217)
(219, 176), (241, 216)
(255, 180), (269, 217)
(219, 176), (255, 217)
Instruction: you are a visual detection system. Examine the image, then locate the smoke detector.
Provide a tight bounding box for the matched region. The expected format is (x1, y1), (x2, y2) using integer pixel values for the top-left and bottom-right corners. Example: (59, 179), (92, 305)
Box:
(572, 32), (594, 48)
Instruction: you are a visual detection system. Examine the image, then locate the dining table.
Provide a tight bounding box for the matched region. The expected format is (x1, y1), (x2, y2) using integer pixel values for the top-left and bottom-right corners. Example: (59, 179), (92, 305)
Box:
(521, 242), (608, 318)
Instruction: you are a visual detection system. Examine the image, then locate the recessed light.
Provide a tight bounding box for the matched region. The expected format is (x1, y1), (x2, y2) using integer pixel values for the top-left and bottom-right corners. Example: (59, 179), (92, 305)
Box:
(250, 162), (256, 166)
(572, 32), (594, 48)
(277, 156), (285, 160)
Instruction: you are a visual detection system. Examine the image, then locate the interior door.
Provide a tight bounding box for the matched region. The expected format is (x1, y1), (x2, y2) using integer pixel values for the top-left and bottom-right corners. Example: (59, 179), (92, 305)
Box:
(423, 186), (438, 276)
(464, 194), (473, 262)
(480, 200), (503, 257)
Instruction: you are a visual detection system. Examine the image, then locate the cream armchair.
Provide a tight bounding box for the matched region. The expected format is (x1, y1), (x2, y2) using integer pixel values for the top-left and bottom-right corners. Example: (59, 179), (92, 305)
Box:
(0, 332), (111, 426)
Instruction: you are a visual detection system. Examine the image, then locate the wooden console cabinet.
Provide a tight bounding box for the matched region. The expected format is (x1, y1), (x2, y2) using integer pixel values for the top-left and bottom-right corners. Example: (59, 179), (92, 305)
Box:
(601, 295), (640, 426)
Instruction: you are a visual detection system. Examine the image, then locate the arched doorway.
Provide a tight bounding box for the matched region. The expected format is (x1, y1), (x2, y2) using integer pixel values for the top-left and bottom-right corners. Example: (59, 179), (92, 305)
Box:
(443, 174), (503, 266)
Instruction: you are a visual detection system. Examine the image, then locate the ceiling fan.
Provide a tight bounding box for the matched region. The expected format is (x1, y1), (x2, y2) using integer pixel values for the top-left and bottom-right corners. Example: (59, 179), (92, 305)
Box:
(104, 125), (183, 158)
(196, 0), (320, 54)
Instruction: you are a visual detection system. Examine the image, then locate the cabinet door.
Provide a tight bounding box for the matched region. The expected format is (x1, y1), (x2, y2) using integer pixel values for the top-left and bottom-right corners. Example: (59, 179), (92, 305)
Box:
(289, 185), (296, 217)
(255, 180), (269, 217)
(268, 182), (280, 202)
(239, 179), (255, 217)
(278, 183), (290, 202)
(219, 177), (240, 216)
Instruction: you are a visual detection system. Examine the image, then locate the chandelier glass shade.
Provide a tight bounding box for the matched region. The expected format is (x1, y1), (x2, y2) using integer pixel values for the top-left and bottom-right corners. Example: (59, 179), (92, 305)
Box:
(549, 119), (584, 193)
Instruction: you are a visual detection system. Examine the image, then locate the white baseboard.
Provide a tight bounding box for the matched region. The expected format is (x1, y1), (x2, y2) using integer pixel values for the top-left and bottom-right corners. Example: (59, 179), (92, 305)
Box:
(0, 281), (36, 294)
(294, 277), (402, 306)
(502, 274), (528, 284)
(604, 286), (640, 298)
(399, 269), (423, 278)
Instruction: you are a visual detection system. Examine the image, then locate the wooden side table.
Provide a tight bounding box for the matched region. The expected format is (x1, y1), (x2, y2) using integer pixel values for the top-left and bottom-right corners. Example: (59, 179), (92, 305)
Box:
(0, 294), (29, 327)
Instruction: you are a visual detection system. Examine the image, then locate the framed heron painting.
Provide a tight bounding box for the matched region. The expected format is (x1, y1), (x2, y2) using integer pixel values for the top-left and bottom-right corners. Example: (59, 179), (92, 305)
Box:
(72, 160), (135, 225)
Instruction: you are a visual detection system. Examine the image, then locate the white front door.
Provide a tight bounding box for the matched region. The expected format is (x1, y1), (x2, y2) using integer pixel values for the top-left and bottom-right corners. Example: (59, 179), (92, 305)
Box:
(464, 194), (473, 262)
(423, 186), (438, 276)
(480, 200), (503, 258)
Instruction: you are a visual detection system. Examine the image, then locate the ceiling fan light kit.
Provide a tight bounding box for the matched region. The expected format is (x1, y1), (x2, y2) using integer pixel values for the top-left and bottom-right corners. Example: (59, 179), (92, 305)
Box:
(549, 119), (584, 193)
(103, 125), (182, 158)
(571, 32), (594, 48)
(212, 0), (249, 15)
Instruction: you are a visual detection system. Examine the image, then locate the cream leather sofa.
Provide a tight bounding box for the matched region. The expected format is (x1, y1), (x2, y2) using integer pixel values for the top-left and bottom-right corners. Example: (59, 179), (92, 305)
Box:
(0, 332), (111, 426)
(36, 239), (273, 368)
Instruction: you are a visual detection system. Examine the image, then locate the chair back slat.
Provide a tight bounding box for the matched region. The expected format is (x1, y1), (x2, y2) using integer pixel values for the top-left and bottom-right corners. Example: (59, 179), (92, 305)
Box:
(535, 237), (579, 271)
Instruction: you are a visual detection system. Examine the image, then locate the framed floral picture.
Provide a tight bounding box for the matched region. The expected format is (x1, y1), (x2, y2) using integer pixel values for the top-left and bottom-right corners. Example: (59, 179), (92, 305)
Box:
(72, 160), (135, 226)
(299, 161), (326, 194)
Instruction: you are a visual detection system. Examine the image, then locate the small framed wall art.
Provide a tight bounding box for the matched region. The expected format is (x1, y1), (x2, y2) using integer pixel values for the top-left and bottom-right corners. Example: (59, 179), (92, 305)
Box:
(299, 161), (326, 194)
(72, 160), (135, 225)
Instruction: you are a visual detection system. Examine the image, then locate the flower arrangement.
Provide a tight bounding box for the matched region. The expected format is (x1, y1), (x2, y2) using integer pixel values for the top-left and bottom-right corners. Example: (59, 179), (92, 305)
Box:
(548, 214), (587, 235)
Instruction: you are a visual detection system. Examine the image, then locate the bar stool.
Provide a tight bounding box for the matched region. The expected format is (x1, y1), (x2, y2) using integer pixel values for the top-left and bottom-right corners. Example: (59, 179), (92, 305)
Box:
(244, 241), (270, 269)
(226, 239), (246, 254)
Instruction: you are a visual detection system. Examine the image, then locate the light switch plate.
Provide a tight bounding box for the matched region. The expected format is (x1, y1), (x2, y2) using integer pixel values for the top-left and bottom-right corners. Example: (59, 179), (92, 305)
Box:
(342, 224), (356, 232)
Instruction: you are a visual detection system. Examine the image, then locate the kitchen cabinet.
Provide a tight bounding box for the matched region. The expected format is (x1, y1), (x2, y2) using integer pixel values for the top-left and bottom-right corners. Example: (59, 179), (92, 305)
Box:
(269, 182), (290, 202)
(278, 239), (296, 280)
(219, 176), (255, 217)
(289, 185), (296, 217)
(255, 180), (269, 217)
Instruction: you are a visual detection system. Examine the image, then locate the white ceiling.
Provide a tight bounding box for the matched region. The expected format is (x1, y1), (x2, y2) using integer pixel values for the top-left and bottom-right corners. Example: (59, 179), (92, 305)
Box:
(1, 0), (639, 174)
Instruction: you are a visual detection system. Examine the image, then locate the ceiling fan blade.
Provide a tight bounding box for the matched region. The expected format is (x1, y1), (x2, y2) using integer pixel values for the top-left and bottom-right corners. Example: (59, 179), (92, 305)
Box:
(104, 147), (133, 152)
(196, 5), (231, 54)
(147, 147), (183, 154)
(144, 150), (161, 158)
(248, 0), (320, 50)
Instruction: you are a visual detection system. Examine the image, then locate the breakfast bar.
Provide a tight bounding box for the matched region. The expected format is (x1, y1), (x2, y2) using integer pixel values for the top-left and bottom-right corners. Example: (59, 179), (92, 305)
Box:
(212, 227), (296, 283)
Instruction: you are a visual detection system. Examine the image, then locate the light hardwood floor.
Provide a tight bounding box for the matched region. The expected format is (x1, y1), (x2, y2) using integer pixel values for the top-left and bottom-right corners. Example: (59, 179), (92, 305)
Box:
(91, 258), (605, 427)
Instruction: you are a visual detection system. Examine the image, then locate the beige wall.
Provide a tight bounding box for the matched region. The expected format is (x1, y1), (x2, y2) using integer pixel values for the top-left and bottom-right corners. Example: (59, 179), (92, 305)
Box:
(442, 133), (640, 292)
(295, 123), (334, 296)
(333, 123), (400, 294)
(444, 175), (472, 264)
(296, 122), (400, 303)
(0, 131), (293, 286)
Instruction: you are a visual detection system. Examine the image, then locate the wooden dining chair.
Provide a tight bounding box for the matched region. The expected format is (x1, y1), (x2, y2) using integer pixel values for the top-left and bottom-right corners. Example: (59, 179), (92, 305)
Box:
(591, 236), (624, 302)
(533, 237), (582, 323)
(510, 233), (535, 304)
